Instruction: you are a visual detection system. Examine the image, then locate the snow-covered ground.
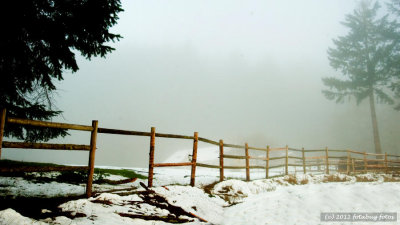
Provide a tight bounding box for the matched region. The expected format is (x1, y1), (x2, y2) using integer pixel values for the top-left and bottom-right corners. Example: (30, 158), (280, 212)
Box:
(0, 167), (399, 225)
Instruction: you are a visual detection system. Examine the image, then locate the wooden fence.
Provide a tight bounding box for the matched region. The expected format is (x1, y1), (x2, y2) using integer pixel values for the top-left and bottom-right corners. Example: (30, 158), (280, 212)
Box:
(143, 130), (400, 186)
(0, 109), (98, 197)
(0, 108), (399, 197)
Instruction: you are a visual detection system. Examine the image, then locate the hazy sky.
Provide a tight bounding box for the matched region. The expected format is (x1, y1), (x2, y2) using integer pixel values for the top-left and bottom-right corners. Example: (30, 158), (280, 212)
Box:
(4, 0), (400, 167)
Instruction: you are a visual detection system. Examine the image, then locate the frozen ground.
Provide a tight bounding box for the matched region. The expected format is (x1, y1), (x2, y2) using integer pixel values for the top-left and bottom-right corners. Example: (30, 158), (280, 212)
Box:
(0, 167), (399, 225)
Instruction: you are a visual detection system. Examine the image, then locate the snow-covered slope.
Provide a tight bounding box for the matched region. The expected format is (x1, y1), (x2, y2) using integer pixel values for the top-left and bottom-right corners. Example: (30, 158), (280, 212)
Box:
(163, 146), (220, 164)
(223, 182), (400, 225)
(1, 170), (400, 225)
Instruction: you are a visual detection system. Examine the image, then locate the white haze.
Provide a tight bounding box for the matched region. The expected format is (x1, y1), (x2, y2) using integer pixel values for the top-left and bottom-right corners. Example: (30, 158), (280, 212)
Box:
(3, 0), (400, 167)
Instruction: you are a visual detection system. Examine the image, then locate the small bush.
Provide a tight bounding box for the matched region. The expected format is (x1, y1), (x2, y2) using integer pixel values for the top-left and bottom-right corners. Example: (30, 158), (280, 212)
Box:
(323, 175), (348, 182)
(355, 176), (374, 182)
(284, 175), (298, 185)
(300, 178), (309, 184)
(383, 176), (400, 182)
(283, 175), (308, 185)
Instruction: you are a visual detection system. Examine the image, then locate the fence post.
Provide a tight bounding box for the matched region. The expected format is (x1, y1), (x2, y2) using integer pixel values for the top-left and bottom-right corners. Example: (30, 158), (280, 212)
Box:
(245, 143), (250, 181)
(148, 127), (156, 187)
(190, 132), (198, 187)
(347, 150), (350, 175)
(0, 109), (6, 159)
(325, 147), (329, 175)
(285, 145), (288, 175)
(363, 152), (367, 173)
(352, 158), (355, 173)
(302, 147), (306, 174)
(86, 120), (98, 198)
(219, 140), (224, 182)
(266, 145), (270, 178)
(384, 152), (388, 174)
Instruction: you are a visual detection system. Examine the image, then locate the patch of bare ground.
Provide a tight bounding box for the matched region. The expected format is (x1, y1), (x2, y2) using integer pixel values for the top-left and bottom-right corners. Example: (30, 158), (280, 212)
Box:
(201, 181), (219, 196)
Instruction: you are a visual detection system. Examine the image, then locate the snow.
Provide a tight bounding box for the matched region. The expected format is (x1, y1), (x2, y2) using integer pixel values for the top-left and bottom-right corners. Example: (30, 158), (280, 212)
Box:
(223, 182), (400, 225)
(1, 168), (400, 225)
(0, 208), (46, 225)
(44, 186), (224, 225)
(0, 176), (85, 197)
(57, 195), (170, 225)
(163, 147), (220, 165)
(153, 186), (227, 224)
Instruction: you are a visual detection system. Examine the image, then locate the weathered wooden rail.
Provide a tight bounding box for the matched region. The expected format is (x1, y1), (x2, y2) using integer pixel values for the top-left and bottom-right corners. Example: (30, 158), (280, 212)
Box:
(0, 108), (399, 197)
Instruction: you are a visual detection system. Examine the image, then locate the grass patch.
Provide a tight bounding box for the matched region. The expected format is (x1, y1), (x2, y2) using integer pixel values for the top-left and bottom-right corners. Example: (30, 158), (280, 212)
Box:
(95, 168), (147, 180)
(0, 159), (147, 185)
(384, 176), (400, 182)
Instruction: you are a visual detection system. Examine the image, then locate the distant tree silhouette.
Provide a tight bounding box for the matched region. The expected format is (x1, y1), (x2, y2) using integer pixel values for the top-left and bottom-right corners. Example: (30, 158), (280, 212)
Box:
(322, 1), (398, 155)
(0, 0), (123, 141)
(388, 0), (400, 18)
(387, 0), (400, 110)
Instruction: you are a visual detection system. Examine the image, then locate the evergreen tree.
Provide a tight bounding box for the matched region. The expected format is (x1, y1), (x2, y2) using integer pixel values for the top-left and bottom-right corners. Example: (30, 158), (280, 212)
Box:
(0, 0), (123, 142)
(387, 0), (400, 110)
(322, 1), (398, 155)
(388, 0), (400, 17)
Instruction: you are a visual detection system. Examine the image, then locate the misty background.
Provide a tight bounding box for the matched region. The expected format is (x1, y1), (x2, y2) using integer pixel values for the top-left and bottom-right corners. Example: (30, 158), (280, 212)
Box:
(3, 0), (400, 167)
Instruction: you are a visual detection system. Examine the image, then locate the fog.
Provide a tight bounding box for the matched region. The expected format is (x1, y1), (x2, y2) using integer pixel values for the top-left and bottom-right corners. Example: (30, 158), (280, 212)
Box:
(4, 0), (400, 167)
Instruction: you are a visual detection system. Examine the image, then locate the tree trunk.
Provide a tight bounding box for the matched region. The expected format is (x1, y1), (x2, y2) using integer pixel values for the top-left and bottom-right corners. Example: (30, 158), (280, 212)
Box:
(368, 90), (383, 158)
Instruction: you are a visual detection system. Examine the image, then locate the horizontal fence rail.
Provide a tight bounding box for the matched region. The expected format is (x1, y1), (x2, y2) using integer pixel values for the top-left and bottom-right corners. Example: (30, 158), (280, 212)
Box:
(249, 156), (268, 161)
(7, 117), (93, 131)
(197, 163), (221, 169)
(153, 162), (193, 167)
(223, 154), (247, 159)
(98, 127), (150, 136)
(0, 166), (89, 173)
(198, 137), (219, 145)
(98, 127), (195, 140)
(2, 141), (90, 151)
